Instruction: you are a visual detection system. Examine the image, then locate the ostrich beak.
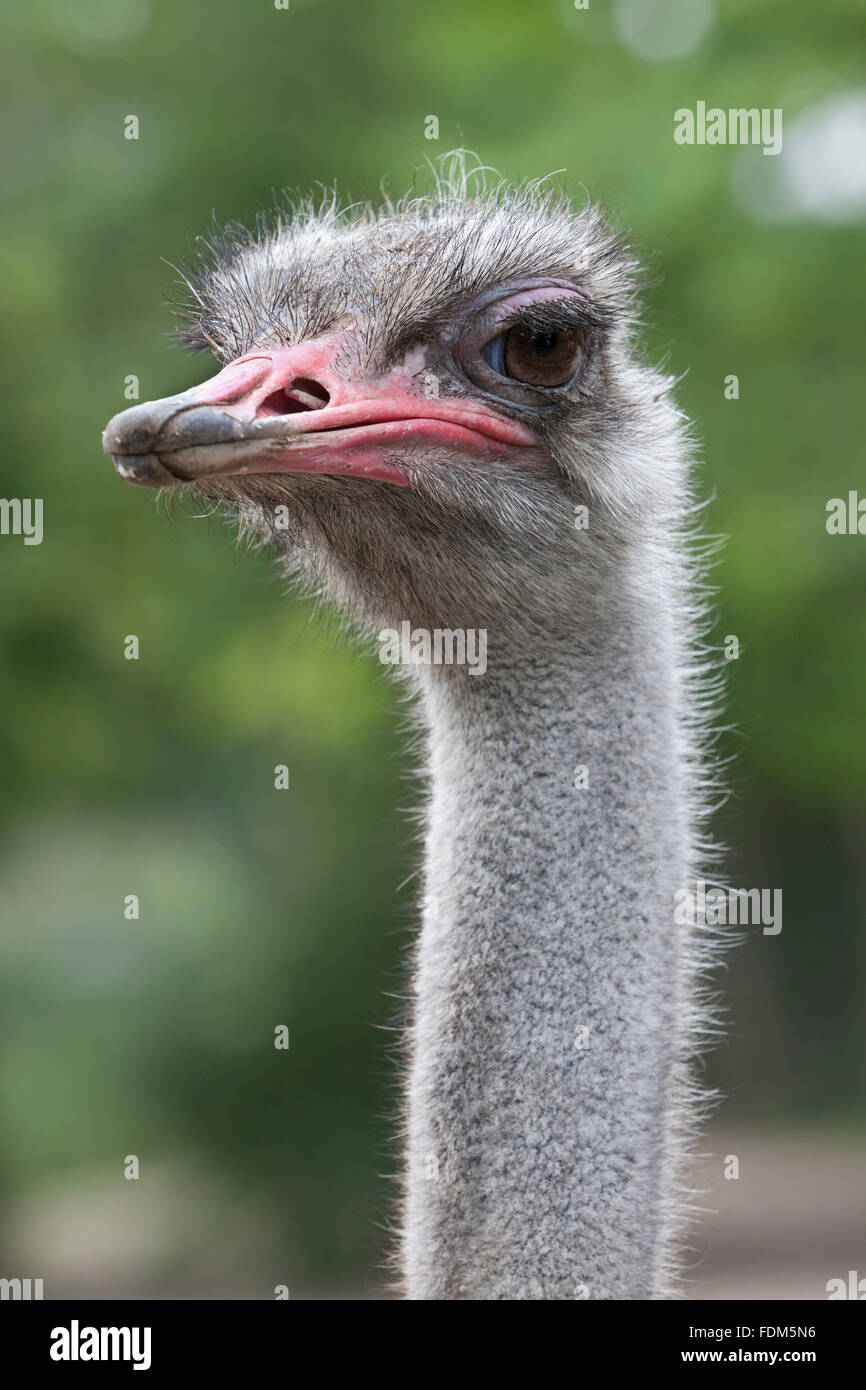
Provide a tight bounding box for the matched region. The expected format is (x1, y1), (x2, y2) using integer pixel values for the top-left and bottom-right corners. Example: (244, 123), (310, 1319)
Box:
(102, 339), (537, 488)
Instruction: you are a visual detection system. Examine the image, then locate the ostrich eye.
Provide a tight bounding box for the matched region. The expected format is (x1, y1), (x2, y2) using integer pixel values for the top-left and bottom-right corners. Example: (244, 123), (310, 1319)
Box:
(455, 285), (591, 403)
(481, 323), (583, 387)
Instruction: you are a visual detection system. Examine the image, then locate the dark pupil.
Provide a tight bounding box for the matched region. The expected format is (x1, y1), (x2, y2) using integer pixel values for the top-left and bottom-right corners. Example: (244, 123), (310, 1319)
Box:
(532, 329), (558, 356)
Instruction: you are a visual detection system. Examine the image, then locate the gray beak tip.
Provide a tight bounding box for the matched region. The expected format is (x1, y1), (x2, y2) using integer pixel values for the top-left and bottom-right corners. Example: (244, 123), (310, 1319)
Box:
(112, 453), (180, 488)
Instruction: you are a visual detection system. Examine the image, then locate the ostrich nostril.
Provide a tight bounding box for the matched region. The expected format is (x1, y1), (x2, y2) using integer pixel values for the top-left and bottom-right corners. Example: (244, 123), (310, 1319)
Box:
(289, 377), (331, 407)
(260, 377), (332, 416)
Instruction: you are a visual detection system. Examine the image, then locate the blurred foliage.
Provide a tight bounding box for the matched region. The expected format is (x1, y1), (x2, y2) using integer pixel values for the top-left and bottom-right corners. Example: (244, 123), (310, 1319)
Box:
(0, 0), (865, 1294)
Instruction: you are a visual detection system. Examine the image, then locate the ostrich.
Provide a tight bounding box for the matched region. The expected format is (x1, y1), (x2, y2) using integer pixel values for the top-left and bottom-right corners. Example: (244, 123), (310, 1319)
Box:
(102, 157), (718, 1301)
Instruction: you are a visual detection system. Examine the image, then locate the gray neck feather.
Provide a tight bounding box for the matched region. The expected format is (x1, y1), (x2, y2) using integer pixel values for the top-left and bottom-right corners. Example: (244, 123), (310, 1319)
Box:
(402, 541), (693, 1300)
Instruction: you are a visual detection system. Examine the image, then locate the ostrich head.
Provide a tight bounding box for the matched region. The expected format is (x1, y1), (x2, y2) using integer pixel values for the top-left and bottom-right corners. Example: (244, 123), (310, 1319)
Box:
(103, 156), (683, 641)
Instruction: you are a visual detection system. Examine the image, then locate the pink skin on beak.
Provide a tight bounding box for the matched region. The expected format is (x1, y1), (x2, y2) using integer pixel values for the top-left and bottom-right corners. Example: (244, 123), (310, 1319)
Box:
(102, 333), (539, 488)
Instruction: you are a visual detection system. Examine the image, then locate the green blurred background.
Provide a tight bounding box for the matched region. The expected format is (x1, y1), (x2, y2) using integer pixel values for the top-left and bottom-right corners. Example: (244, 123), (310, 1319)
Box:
(1, 0), (865, 1298)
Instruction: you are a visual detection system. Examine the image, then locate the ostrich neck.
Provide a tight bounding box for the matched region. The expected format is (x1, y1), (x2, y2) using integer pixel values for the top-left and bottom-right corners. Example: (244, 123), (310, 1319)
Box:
(402, 559), (691, 1300)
